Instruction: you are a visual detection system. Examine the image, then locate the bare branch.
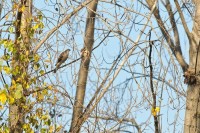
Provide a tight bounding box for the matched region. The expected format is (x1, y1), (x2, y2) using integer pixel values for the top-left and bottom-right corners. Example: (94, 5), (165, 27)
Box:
(165, 0), (180, 49)
(33, 0), (93, 54)
(174, 0), (192, 42)
(146, 0), (189, 72)
(78, 0), (158, 130)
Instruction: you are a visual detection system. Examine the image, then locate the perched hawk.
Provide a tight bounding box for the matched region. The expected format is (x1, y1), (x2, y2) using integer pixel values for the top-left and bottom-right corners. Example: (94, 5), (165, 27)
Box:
(54, 49), (70, 73)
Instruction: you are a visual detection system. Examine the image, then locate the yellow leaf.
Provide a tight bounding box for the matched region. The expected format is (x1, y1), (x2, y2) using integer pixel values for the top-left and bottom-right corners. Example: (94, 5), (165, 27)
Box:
(33, 64), (39, 70)
(33, 24), (39, 30)
(38, 22), (44, 28)
(20, 5), (26, 12)
(25, 83), (30, 89)
(49, 126), (54, 132)
(0, 105), (4, 110)
(16, 77), (21, 82)
(43, 82), (47, 86)
(41, 115), (49, 120)
(9, 27), (14, 33)
(31, 77), (37, 84)
(32, 92), (37, 98)
(44, 60), (51, 63)
(47, 53), (51, 58)
(37, 93), (44, 101)
(3, 66), (10, 74)
(14, 84), (23, 99)
(11, 80), (16, 86)
(13, 3), (18, 10)
(5, 14), (9, 20)
(42, 89), (48, 95)
(36, 108), (42, 117)
(23, 105), (28, 109)
(34, 54), (40, 62)
(155, 107), (160, 112)
(151, 107), (160, 116)
(0, 92), (7, 104)
(23, 123), (28, 129)
(48, 85), (53, 90)
(8, 96), (15, 104)
(56, 125), (62, 132)
(26, 51), (29, 56)
(39, 70), (45, 75)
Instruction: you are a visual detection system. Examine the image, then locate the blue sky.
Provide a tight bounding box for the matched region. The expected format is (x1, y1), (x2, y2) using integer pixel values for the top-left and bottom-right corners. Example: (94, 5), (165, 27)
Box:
(0, 0), (193, 132)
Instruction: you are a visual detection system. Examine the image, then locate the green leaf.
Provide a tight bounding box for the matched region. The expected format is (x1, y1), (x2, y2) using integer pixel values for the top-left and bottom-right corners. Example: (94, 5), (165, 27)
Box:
(14, 84), (23, 99)
(0, 59), (3, 71)
(39, 70), (45, 75)
(34, 63), (40, 70)
(40, 128), (47, 133)
(9, 27), (14, 33)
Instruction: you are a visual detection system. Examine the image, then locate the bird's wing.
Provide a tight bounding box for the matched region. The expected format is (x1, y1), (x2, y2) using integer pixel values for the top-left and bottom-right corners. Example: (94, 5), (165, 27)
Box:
(56, 52), (64, 65)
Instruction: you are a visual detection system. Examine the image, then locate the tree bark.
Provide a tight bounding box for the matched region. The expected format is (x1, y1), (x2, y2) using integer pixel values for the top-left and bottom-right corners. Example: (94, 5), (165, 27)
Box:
(69, 1), (98, 133)
(145, 0), (200, 132)
(9, 0), (32, 132)
(184, 1), (200, 132)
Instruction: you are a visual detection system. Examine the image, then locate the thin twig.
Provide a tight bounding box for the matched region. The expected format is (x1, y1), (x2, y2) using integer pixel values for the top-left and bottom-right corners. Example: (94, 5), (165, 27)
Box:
(33, 0), (93, 54)
(149, 30), (159, 133)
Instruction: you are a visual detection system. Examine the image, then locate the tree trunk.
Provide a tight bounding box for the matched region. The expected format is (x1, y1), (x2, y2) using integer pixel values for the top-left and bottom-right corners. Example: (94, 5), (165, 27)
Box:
(69, 1), (98, 133)
(184, 1), (200, 132)
(9, 0), (32, 132)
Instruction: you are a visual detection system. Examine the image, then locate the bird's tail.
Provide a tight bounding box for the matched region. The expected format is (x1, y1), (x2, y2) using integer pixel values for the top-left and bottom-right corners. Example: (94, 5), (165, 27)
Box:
(54, 63), (60, 73)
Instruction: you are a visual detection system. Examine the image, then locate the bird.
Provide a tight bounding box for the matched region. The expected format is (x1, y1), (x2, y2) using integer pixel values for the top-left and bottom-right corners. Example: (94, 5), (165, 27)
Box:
(54, 49), (70, 73)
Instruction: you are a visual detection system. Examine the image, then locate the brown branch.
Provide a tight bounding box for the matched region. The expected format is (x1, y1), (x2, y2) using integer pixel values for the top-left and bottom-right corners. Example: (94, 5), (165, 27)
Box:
(33, 0), (93, 54)
(174, 0), (192, 42)
(146, 0), (189, 72)
(149, 31), (159, 133)
(195, 41), (200, 74)
(165, 0), (180, 49)
(23, 87), (46, 97)
(70, 0), (159, 131)
(37, 57), (81, 78)
(90, 115), (142, 133)
(37, 30), (111, 78)
(83, 52), (120, 114)
(69, 0), (99, 132)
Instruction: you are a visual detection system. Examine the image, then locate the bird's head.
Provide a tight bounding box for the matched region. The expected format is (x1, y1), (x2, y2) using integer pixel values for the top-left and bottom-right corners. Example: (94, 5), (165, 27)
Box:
(65, 49), (70, 52)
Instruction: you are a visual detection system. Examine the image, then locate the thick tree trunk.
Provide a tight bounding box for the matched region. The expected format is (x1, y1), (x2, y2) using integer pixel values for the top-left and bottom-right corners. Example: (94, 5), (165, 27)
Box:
(184, 1), (200, 132)
(69, 1), (98, 133)
(145, 0), (200, 132)
(9, 0), (32, 132)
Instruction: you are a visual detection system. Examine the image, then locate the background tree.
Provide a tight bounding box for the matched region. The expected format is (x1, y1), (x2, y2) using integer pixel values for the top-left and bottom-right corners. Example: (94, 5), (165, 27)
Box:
(9, 0), (32, 132)
(0, 0), (198, 132)
(69, 0), (98, 132)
